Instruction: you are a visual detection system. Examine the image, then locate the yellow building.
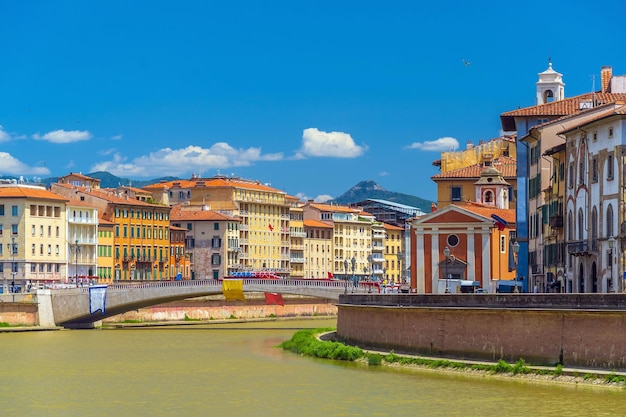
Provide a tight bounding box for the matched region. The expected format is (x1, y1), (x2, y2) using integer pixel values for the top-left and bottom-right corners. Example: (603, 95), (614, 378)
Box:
(288, 198), (305, 278)
(303, 219), (333, 279)
(97, 218), (115, 284)
(432, 136), (517, 209)
(302, 202), (373, 282)
(383, 223), (404, 283)
(144, 176), (293, 277)
(0, 184), (68, 290)
(51, 182), (172, 281)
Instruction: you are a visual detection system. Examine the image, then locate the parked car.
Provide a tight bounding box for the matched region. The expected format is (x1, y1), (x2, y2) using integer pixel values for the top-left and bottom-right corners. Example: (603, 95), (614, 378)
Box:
(474, 288), (487, 294)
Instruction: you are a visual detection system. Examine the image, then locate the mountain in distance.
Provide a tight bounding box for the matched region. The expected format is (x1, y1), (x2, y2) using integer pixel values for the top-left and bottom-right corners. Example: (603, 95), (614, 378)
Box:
(37, 173), (433, 212)
(40, 171), (180, 189)
(329, 180), (434, 213)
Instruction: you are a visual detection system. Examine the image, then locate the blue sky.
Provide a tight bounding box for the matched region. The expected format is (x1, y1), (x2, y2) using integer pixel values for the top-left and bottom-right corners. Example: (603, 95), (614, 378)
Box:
(1, 1), (625, 202)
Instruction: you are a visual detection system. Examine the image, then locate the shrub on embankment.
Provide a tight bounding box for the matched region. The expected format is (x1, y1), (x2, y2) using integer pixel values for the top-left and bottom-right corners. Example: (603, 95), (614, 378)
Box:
(279, 328), (626, 384)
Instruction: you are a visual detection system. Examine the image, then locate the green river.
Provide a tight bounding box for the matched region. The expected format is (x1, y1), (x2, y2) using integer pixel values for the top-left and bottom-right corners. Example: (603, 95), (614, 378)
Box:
(0, 318), (624, 416)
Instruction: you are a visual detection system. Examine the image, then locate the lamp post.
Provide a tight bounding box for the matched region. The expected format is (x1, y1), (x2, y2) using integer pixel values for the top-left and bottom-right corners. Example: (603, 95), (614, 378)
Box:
(511, 240), (520, 292)
(608, 236), (616, 292)
(351, 256), (356, 293)
(443, 246), (451, 293)
(343, 259), (349, 294)
(7, 237), (17, 298)
(72, 239), (81, 287)
(397, 251), (403, 283)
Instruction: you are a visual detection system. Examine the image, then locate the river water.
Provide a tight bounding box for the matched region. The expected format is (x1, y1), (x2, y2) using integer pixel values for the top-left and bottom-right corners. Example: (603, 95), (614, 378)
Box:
(0, 318), (624, 417)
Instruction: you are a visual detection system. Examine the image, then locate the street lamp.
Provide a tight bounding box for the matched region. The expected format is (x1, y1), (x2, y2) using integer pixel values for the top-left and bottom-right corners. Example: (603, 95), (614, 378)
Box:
(351, 256), (356, 293)
(343, 259), (349, 294)
(608, 236), (616, 292)
(72, 239), (81, 287)
(511, 240), (520, 293)
(443, 246), (451, 293)
(397, 251), (403, 283)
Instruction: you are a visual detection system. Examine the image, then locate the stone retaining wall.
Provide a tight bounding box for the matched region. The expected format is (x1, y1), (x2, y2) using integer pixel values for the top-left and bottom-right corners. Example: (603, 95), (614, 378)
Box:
(337, 294), (626, 371)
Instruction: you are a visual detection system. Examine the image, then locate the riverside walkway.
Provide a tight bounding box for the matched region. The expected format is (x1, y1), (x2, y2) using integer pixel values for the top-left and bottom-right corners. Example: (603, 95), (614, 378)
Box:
(25, 278), (369, 329)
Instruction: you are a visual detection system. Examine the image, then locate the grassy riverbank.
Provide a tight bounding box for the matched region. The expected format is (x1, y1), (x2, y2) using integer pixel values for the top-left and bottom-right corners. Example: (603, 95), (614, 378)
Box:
(279, 328), (626, 388)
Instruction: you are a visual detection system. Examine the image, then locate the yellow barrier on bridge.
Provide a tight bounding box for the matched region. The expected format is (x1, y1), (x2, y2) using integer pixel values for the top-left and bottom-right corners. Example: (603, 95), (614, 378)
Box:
(222, 279), (246, 302)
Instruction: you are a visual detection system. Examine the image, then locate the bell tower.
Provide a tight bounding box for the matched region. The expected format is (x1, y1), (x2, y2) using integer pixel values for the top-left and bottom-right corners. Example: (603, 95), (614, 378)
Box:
(536, 60), (565, 105)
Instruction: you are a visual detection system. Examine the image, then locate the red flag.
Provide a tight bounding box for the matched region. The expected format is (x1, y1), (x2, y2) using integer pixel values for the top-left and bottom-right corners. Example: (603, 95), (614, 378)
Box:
(268, 224), (274, 231)
(264, 292), (284, 306)
(327, 271), (334, 279)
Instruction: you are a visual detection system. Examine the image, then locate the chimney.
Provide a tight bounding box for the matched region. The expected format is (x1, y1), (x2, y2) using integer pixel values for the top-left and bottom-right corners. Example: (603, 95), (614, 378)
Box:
(601, 66), (612, 93)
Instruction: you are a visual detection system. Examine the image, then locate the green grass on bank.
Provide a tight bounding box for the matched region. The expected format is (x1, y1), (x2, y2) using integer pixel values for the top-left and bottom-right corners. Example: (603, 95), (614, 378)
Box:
(279, 328), (626, 384)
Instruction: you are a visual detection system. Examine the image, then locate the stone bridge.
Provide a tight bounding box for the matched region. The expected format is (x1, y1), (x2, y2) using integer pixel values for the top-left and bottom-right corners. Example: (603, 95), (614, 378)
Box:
(37, 279), (363, 329)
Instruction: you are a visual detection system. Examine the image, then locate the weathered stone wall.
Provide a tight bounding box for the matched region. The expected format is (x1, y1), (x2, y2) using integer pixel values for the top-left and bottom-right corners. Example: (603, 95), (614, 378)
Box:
(337, 294), (626, 371)
(0, 302), (38, 325)
(104, 296), (337, 323)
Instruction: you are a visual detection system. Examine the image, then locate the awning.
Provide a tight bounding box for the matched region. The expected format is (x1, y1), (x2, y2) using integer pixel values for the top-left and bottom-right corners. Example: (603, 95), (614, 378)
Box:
(460, 280), (480, 287)
(497, 280), (522, 287)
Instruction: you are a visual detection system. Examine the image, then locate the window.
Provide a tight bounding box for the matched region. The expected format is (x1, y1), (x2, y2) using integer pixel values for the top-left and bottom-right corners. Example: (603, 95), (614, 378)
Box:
(11, 206), (18, 216)
(607, 153), (614, 180)
(568, 163), (574, 189)
(609, 127), (614, 138)
(607, 204), (615, 238)
(214, 222), (219, 231)
(0, 205), (4, 216)
(451, 186), (462, 202)
(0, 224), (2, 236)
(578, 160), (585, 184)
(12, 224), (18, 235)
(187, 223), (192, 231)
(32, 244), (35, 255)
(592, 157), (598, 183)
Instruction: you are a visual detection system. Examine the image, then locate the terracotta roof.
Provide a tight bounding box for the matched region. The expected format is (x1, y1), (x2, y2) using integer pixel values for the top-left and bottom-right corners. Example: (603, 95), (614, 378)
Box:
(66, 197), (98, 208)
(500, 92), (626, 131)
(169, 204), (238, 221)
(170, 225), (188, 231)
(143, 176), (286, 194)
(383, 222), (404, 231)
(304, 219), (333, 228)
(557, 104), (626, 135)
(98, 218), (116, 226)
(307, 203), (360, 213)
(0, 186), (69, 201)
(54, 183), (162, 207)
(60, 172), (100, 182)
(431, 155), (517, 179)
(456, 202), (516, 224)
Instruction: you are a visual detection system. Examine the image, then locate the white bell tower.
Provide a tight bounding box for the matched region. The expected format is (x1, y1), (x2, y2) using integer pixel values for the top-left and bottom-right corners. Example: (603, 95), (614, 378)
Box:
(536, 61), (565, 105)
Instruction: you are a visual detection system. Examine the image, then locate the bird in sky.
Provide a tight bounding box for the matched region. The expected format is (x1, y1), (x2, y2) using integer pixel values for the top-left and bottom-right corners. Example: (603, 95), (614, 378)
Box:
(462, 59), (471, 66)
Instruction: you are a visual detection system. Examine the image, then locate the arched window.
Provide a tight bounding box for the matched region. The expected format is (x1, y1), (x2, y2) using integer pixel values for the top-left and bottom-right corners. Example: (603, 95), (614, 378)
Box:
(607, 204), (614, 238)
(578, 208), (584, 240)
(568, 211), (574, 241)
(591, 207), (598, 246)
(544, 90), (554, 103)
(484, 190), (494, 204)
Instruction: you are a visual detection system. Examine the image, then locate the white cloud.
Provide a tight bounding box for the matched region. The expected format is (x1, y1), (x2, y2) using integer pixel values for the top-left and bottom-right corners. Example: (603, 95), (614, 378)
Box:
(91, 143), (284, 177)
(297, 128), (366, 158)
(111, 134), (123, 141)
(294, 192), (334, 203)
(0, 152), (50, 175)
(0, 125), (11, 142)
(378, 171), (390, 177)
(408, 136), (459, 152)
(33, 129), (92, 144)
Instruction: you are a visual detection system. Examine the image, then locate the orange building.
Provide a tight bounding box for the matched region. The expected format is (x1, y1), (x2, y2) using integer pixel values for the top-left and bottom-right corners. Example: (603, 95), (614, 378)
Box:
(411, 164), (517, 294)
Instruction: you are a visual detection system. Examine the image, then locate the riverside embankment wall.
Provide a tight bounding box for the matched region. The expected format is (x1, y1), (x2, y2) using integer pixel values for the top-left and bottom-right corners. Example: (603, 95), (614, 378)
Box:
(337, 293), (626, 371)
(0, 295), (337, 326)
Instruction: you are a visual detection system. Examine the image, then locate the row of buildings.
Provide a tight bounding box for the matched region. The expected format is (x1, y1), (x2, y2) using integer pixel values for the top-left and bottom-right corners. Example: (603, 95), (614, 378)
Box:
(0, 172), (415, 292)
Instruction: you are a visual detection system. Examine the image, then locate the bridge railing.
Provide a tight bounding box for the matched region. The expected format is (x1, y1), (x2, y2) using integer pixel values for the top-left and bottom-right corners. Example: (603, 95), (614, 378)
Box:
(52, 278), (375, 293)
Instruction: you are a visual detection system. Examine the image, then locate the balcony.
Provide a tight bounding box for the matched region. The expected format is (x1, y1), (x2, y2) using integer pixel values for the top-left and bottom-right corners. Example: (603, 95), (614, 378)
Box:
(567, 240), (596, 256)
(290, 257), (305, 264)
(549, 215), (563, 229)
